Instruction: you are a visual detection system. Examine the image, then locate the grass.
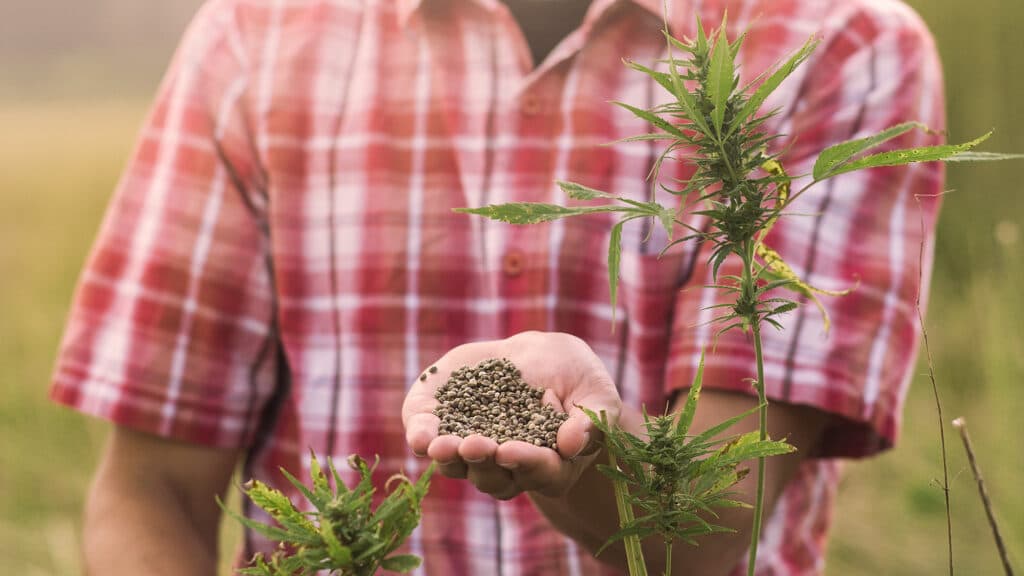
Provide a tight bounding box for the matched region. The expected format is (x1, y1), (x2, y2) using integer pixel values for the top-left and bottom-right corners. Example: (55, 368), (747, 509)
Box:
(0, 101), (132, 576)
(0, 101), (245, 575)
(0, 2), (1020, 572)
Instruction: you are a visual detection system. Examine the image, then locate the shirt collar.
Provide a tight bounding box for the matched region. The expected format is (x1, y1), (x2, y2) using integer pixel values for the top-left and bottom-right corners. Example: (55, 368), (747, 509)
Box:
(397, 0), (685, 29)
(397, 0), (500, 27)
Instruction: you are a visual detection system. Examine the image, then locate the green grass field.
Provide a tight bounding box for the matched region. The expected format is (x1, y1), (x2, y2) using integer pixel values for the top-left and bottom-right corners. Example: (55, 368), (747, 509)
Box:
(1, 2), (1021, 573)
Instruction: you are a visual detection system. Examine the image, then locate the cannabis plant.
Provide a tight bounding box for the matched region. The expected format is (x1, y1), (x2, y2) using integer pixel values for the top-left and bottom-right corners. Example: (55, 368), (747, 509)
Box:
(457, 15), (1017, 576)
(220, 454), (436, 576)
(583, 353), (794, 576)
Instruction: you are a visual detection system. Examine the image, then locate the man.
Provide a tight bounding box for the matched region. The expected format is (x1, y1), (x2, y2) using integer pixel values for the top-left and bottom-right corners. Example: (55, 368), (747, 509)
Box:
(51, 0), (944, 574)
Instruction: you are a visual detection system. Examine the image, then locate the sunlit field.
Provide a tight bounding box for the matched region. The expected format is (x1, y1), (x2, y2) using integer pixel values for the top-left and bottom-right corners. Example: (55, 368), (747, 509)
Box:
(1, 0), (1021, 573)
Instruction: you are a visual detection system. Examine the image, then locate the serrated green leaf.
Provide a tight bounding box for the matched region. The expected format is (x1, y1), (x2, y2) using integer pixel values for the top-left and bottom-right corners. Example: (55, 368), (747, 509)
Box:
(309, 453), (332, 501)
(612, 101), (686, 139)
(945, 150), (1024, 162)
(771, 301), (799, 315)
(381, 554), (423, 573)
(557, 180), (619, 201)
(327, 457), (348, 495)
(245, 482), (320, 541)
(676, 350), (705, 436)
(624, 59), (676, 95)
(353, 538), (391, 563)
(712, 432), (795, 466)
(707, 22), (734, 137)
(730, 37), (818, 138)
(279, 467), (324, 511)
(710, 245), (732, 280)
(453, 203), (636, 224)
(319, 516), (354, 567)
(812, 121), (926, 180)
(657, 207), (676, 241)
(217, 494), (301, 544)
(612, 133), (681, 144)
(608, 221), (624, 325)
(824, 131), (991, 178)
(729, 31), (747, 60)
(695, 15), (708, 54)
(690, 404), (761, 447)
(663, 30), (712, 137)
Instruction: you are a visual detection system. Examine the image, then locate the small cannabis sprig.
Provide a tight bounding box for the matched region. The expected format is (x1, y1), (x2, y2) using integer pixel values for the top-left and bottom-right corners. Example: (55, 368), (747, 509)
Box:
(583, 353), (794, 576)
(220, 453), (436, 576)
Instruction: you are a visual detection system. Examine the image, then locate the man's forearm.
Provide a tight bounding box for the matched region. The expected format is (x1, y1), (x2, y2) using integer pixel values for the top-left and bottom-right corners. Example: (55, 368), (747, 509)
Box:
(84, 473), (220, 576)
(83, 428), (237, 576)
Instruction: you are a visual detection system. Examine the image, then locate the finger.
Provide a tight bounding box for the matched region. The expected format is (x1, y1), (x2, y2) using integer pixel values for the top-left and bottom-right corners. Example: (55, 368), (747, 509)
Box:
(457, 435), (519, 498)
(402, 365), (447, 457)
(457, 434), (500, 464)
(467, 460), (518, 500)
(401, 376), (441, 427)
(494, 441), (570, 496)
(426, 434), (463, 465)
(406, 412), (441, 457)
(438, 460), (468, 479)
(541, 388), (565, 413)
(556, 410), (600, 461)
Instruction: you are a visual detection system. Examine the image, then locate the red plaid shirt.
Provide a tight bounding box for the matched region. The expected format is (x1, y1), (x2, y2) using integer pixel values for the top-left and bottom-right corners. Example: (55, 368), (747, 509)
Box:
(51, 0), (944, 573)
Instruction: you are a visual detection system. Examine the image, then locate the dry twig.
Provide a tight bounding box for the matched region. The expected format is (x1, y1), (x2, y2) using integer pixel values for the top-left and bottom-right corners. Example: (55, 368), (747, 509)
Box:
(951, 417), (1015, 576)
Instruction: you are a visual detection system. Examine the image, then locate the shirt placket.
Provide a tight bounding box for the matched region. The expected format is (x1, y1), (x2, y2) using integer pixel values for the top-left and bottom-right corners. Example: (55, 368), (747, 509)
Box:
(497, 82), (562, 336)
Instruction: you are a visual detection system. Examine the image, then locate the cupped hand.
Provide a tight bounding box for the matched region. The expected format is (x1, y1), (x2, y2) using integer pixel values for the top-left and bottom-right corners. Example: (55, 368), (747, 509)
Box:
(401, 331), (621, 500)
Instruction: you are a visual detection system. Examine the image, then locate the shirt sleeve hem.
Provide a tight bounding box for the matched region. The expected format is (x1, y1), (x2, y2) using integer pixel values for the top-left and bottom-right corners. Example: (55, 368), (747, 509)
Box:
(49, 378), (254, 450)
(665, 344), (899, 460)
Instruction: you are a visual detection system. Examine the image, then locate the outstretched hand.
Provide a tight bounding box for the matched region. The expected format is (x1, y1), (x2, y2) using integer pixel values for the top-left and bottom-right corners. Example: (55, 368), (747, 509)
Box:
(402, 331), (621, 500)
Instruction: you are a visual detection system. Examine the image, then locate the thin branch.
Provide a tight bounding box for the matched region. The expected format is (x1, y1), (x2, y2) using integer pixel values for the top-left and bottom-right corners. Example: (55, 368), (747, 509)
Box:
(913, 192), (953, 576)
(951, 417), (1016, 576)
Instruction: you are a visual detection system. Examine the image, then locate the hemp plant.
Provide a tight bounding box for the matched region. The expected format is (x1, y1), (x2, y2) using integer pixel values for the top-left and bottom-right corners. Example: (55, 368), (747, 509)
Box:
(457, 15), (1016, 576)
(220, 453), (436, 576)
(582, 352), (794, 576)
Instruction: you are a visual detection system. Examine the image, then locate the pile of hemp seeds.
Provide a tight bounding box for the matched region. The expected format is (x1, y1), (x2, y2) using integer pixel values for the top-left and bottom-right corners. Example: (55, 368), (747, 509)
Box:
(429, 358), (568, 450)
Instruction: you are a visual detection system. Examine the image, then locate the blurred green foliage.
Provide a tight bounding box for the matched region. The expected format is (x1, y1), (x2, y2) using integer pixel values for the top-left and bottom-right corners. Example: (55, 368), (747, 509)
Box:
(0, 0), (1020, 574)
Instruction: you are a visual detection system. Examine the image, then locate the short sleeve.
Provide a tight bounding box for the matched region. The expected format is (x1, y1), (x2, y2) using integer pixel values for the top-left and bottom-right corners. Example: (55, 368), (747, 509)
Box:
(49, 1), (278, 449)
(665, 3), (946, 458)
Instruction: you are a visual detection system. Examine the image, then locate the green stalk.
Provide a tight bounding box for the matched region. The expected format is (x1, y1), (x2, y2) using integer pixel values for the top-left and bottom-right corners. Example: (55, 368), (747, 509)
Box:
(715, 138), (741, 185)
(746, 321), (768, 576)
(741, 241), (769, 576)
(604, 413), (648, 576)
(664, 539), (673, 576)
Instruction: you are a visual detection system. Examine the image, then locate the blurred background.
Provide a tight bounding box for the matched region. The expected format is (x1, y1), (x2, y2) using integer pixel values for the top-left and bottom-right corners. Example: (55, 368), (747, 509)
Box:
(1, 1), (1020, 574)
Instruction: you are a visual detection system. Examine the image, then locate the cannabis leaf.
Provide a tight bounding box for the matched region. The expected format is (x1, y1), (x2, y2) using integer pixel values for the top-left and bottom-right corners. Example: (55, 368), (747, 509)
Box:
(707, 19), (735, 137)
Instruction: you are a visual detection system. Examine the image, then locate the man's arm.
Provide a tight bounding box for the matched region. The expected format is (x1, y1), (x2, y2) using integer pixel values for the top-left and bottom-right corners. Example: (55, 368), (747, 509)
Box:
(529, 389), (827, 576)
(84, 427), (239, 576)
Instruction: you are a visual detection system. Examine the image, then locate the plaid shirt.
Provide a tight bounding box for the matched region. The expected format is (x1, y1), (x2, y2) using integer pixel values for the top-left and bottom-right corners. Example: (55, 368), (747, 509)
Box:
(51, 0), (944, 573)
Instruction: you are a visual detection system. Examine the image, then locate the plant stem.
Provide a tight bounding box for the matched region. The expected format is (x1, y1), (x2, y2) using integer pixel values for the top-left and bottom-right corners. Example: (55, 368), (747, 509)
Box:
(664, 539), (673, 576)
(952, 417), (1015, 576)
(731, 238), (770, 576)
(603, 412), (648, 576)
(746, 319), (768, 576)
(913, 194), (953, 576)
(715, 138), (741, 185)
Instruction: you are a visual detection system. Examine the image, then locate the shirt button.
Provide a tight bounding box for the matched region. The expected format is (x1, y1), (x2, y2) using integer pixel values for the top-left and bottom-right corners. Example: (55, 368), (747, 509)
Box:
(502, 250), (525, 277)
(522, 94), (541, 116)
